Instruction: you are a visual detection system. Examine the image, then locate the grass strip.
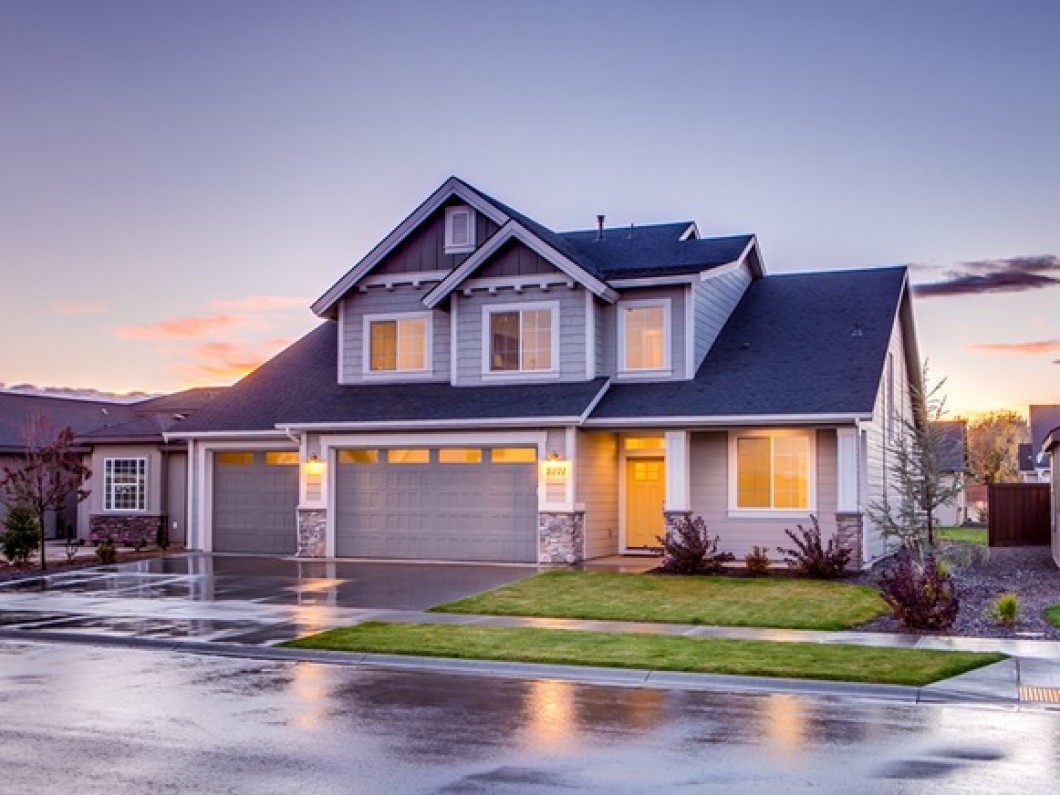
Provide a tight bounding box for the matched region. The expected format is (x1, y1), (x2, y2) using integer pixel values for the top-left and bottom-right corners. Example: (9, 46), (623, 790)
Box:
(1045, 604), (1060, 629)
(936, 527), (988, 546)
(431, 570), (889, 631)
(283, 622), (1004, 687)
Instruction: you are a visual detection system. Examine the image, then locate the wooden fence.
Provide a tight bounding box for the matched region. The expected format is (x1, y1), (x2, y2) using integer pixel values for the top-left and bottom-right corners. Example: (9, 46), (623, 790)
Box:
(988, 483), (1050, 547)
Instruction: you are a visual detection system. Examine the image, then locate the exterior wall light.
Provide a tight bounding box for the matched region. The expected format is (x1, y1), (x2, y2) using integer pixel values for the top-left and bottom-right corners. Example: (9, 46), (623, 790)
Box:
(304, 454), (325, 476)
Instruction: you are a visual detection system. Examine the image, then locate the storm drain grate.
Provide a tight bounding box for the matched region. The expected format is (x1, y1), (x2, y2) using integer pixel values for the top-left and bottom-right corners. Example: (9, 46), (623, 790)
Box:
(1019, 687), (1060, 704)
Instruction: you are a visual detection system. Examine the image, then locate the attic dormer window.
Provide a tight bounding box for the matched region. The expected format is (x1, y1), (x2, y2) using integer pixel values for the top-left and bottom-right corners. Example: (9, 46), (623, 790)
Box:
(444, 206), (476, 254)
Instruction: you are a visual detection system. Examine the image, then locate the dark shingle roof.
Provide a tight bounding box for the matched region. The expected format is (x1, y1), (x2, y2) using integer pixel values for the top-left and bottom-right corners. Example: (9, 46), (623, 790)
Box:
(460, 179), (751, 281)
(560, 226), (753, 279)
(1018, 443), (1037, 472)
(174, 322), (609, 433)
(590, 266), (908, 420)
(0, 393), (138, 452)
(933, 420), (968, 472)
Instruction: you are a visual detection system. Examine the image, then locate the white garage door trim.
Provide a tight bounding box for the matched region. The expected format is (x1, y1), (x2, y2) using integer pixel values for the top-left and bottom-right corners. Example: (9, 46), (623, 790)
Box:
(320, 431), (546, 558)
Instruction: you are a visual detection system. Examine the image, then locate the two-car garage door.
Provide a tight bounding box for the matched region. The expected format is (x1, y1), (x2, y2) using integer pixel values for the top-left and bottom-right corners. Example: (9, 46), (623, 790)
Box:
(211, 446), (538, 562)
(334, 446), (538, 563)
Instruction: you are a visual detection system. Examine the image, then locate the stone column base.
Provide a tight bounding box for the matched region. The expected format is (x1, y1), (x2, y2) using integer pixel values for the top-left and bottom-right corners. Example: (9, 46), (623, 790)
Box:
(296, 508), (327, 558)
(835, 511), (864, 570)
(538, 511), (585, 565)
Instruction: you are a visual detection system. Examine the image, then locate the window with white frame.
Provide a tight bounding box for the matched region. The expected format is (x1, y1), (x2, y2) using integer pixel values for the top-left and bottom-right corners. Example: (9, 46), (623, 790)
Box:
(485, 303), (556, 374)
(619, 300), (669, 372)
(104, 458), (146, 512)
(731, 431), (814, 511)
(444, 205), (476, 253)
(365, 314), (430, 373)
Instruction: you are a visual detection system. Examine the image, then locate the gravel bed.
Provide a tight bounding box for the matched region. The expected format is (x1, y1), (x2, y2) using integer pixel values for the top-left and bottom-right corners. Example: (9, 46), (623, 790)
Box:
(853, 544), (1060, 640)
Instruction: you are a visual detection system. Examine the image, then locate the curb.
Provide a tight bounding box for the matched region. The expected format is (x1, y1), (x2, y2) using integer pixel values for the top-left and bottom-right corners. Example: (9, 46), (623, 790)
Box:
(0, 627), (926, 703)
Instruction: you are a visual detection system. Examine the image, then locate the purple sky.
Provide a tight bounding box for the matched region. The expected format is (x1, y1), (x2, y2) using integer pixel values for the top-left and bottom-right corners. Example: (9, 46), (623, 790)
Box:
(2, 1), (1058, 415)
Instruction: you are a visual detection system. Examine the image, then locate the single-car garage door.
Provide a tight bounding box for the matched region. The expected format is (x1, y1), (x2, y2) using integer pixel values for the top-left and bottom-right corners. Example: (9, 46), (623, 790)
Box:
(212, 451), (299, 554)
(335, 446), (538, 562)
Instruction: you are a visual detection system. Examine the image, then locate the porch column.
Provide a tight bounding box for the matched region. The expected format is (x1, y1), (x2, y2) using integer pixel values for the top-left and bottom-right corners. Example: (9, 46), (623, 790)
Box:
(835, 427), (864, 569)
(296, 437), (327, 558)
(664, 430), (691, 513)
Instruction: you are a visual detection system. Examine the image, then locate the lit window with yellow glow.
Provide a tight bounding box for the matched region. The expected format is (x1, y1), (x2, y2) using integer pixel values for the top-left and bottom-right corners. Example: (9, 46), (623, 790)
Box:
(735, 433), (811, 510)
(368, 316), (428, 372)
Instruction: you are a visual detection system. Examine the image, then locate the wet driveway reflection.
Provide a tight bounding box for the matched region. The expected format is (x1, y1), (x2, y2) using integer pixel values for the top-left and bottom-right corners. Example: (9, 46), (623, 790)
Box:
(1, 639), (1055, 793)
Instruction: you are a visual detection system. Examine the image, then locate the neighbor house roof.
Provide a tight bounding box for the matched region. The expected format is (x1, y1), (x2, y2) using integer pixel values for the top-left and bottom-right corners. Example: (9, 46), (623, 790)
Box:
(76, 387), (227, 443)
(0, 393), (139, 453)
(588, 266), (909, 423)
(934, 420), (969, 473)
(1018, 443), (1037, 472)
(171, 323), (610, 433)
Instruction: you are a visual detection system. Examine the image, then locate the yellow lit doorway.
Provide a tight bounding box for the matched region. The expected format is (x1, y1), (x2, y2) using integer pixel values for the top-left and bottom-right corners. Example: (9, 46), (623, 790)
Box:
(625, 457), (665, 549)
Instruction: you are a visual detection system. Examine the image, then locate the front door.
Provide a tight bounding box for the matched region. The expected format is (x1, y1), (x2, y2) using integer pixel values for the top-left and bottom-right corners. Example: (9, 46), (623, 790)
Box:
(625, 457), (665, 549)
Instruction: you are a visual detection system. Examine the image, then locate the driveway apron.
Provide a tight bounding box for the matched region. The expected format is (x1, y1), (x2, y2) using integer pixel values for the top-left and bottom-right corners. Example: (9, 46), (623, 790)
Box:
(0, 553), (539, 645)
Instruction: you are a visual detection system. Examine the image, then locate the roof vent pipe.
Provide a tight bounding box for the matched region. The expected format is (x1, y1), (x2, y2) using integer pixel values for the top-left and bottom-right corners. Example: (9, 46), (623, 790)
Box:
(596, 214), (605, 241)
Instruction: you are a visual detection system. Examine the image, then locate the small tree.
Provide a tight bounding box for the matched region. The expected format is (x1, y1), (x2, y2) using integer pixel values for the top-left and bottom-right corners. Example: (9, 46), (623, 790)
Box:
(867, 364), (963, 554)
(0, 415), (91, 571)
(964, 409), (1028, 484)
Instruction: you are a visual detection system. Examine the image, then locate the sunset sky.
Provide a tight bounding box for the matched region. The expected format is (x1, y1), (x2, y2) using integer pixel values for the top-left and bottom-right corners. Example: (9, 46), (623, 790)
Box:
(2, 1), (1057, 416)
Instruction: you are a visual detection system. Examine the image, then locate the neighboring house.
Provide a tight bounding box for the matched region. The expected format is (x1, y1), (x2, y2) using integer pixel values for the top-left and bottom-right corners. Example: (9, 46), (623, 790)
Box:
(1043, 426), (1060, 568)
(1027, 405), (1060, 483)
(75, 388), (225, 546)
(171, 176), (923, 568)
(0, 392), (137, 537)
(0, 389), (222, 543)
(934, 420), (969, 527)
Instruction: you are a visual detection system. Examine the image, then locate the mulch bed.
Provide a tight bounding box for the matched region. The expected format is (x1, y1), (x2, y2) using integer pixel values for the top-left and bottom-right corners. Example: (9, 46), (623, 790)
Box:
(851, 544), (1060, 640)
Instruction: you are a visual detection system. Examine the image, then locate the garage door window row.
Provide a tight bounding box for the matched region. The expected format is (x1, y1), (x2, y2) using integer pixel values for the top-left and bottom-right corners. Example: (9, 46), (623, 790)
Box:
(337, 447), (536, 465)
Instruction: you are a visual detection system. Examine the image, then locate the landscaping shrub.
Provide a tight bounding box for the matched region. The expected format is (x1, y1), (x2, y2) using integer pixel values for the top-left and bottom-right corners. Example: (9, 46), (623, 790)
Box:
(656, 514), (735, 575)
(745, 545), (771, 577)
(156, 522), (170, 552)
(1, 504), (40, 564)
(877, 547), (959, 632)
(989, 593), (1020, 627)
(777, 515), (851, 578)
(96, 539), (117, 565)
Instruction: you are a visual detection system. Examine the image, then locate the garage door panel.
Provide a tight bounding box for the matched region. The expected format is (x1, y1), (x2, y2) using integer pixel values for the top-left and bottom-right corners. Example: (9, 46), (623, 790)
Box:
(335, 449), (537, 562)
(212, 451), (298, 554)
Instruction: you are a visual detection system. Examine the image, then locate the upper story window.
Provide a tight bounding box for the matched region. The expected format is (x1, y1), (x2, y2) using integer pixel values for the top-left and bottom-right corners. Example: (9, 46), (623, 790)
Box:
(484, 302), (557, 375)
(730, 430), (815, 513)
(104, 458), (146, 512)
(365, 313), (430, 374)
(444, 205), (476, 254)
(619, 299), (670, 373)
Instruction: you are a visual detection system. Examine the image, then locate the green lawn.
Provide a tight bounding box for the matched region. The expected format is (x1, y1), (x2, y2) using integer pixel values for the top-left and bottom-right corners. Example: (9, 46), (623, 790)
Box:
(284, 622), (1004, 687)
(1045, 604), (1060, 629)
(431, 570), (889, 631)
(936, 527), (988, 545)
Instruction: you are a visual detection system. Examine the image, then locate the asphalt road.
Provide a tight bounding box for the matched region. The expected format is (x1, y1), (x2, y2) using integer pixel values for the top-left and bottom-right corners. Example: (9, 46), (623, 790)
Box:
(2, 639), (1057, 794)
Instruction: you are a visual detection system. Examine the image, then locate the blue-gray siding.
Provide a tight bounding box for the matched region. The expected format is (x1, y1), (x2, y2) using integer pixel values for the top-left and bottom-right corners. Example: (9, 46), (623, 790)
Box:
(692, 264), (753, 373)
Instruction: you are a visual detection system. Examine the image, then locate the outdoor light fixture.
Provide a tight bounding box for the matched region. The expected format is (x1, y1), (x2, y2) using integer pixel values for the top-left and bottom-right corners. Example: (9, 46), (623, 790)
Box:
(305, 454), (325, 476)
(549, 451), (561, 461)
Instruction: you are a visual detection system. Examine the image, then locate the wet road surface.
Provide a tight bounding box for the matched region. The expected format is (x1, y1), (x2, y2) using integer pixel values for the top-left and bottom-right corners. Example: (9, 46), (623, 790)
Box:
(1, 639), (1057, 793)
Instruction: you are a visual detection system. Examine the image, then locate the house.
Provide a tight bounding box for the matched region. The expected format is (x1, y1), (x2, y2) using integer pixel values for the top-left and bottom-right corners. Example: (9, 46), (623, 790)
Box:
(1026, 405), (1060, 484)
(171, 176), (923, 568)
(0, 392), (138, 537)
(74, 388), (224, 547)
(1042, 426), (1060, 568)
(0, 388), (222, 544)
(933, 420), (969, 527)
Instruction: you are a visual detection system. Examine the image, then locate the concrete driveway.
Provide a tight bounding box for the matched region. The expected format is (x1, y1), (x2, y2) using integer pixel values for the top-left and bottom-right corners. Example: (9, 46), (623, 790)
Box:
(0, 553), (539, 645)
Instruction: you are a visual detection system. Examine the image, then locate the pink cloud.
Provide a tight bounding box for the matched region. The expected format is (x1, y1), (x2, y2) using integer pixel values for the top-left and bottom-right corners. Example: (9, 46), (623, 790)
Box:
(210, 295), (308, 312)
(52, 301), (108, 315)
(970, 339), (1060, 355)
(175, 339), (293, 384)
(115, 314), (241, 340)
